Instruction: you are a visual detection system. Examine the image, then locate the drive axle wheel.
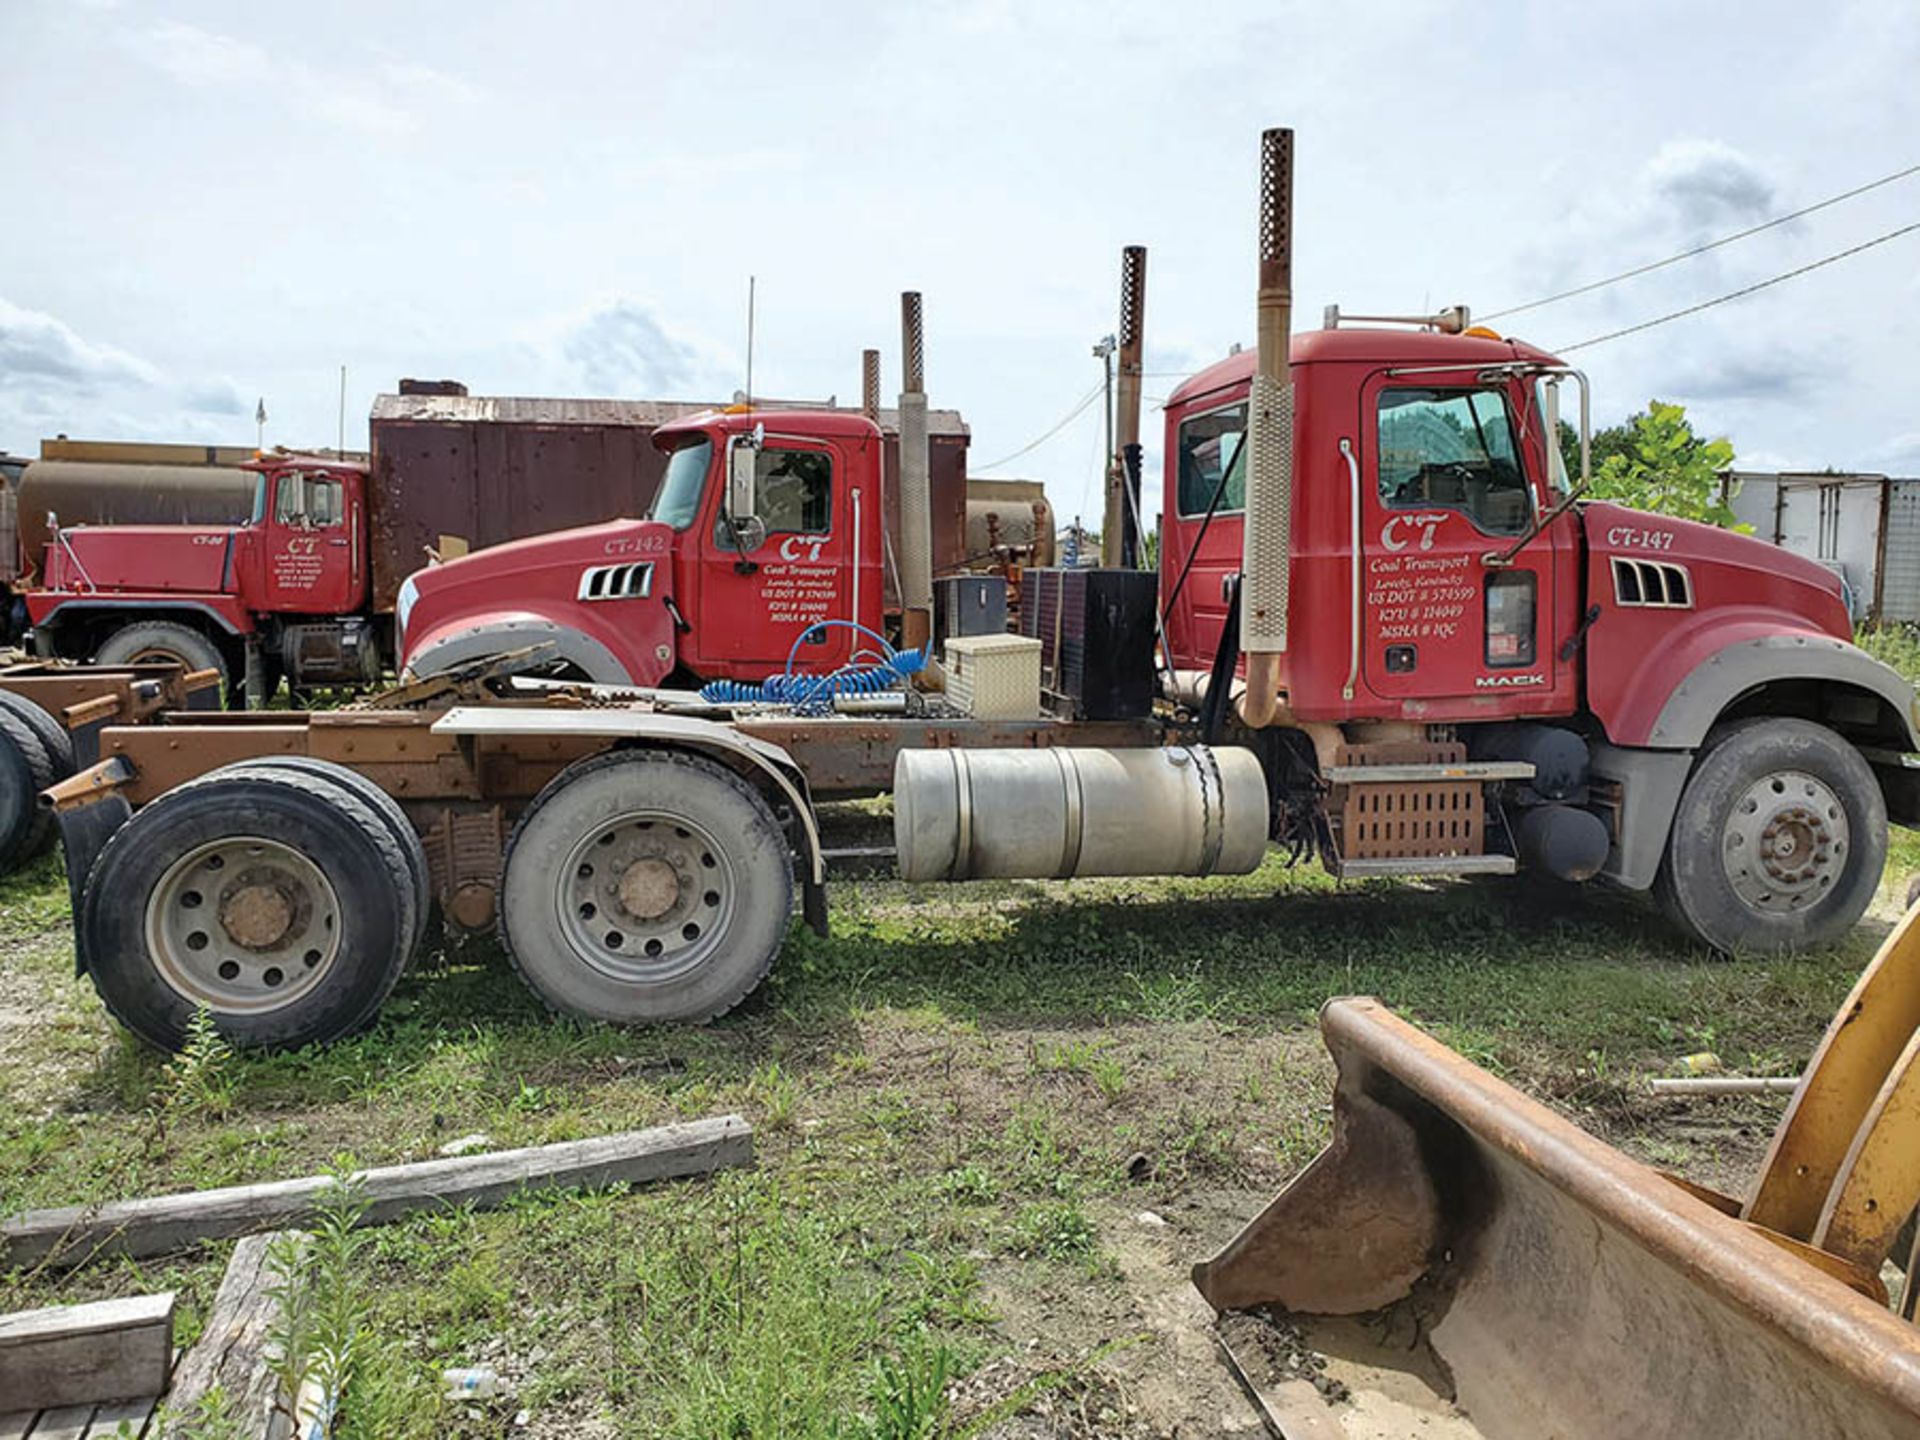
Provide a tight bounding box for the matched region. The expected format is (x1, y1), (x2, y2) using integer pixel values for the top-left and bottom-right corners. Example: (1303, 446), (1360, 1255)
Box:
(500, 749), (793, 1024)
(80, 766), (414, 1051)
(1658, 718), (1886, 953)
(145, 837), (341, 1012)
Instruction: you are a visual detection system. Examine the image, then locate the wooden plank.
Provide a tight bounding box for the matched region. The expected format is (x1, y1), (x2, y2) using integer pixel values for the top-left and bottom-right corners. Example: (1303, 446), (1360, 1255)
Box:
(31, 1405), (99, 1440)
(86, 1393), (162, 1438)
(160, 1232), (304, 1440)
(0, 1293), (175, 1410)
(5, 1115), (752, 1269)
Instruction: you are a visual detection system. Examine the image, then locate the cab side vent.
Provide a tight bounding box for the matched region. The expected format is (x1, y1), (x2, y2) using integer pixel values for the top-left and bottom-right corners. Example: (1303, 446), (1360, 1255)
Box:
(577, 562), (654, 602)
(1612, 557), (1691, 609)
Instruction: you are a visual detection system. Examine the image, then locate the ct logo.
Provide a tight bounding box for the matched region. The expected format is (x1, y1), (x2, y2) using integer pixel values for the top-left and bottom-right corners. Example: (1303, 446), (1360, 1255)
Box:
(778, 535), (828, 563)
(1380, 513), (1446, 553)
(285, 537), (320, 557)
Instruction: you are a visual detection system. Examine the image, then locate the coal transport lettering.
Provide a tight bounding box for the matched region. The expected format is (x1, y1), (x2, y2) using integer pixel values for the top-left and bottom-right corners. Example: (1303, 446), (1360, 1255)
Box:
(1367, 551), (1473, 641)
(761, 563), (841, 625)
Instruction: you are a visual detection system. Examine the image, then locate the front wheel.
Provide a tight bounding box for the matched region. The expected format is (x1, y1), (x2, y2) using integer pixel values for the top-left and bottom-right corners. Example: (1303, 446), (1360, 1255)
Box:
(1656, 718), (1886, 953)
(499, 749), (793, 1024)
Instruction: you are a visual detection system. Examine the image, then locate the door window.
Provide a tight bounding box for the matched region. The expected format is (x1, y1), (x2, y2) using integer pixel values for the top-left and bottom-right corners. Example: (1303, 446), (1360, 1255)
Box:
(758, 448), (832, 534)
(1176, 403), (1247, 517)
(274, 473), (345, 529)
(1377, 388), (1529, 535)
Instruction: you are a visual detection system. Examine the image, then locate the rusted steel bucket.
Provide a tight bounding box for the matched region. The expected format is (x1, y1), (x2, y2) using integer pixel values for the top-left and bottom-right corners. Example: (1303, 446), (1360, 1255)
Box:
(1193, 996), (1920, 1440)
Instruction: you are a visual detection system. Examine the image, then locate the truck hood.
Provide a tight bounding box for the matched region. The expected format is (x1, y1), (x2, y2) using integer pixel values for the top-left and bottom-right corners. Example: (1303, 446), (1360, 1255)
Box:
(1583, 501), (1852, 640)
(46, 524), (238, 594)
(395, 517), (675, 666)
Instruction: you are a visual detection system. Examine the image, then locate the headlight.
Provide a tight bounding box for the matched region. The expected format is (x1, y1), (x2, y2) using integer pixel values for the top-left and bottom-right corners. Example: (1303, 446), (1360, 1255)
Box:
(395, 574), (419, 644)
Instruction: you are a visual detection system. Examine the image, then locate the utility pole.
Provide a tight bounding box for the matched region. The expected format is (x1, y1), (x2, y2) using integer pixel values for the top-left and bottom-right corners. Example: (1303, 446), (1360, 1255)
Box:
(1092, 334), (1116, 563)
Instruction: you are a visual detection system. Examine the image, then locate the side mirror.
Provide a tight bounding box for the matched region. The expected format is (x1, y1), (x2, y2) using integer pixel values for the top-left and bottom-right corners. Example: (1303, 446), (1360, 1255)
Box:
(727, 438), (759, 521)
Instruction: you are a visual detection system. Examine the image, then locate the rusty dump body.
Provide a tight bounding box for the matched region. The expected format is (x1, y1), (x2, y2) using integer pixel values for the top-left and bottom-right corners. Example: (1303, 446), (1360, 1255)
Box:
(1195, 971), (1920, 1438)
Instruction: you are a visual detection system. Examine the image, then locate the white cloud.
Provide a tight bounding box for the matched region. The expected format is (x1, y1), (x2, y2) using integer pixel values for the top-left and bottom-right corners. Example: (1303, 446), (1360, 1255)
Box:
(129, 21), (477, 137)
(0, 296), (157, 390)
(558, 300), (738, 399)
(1643, 140), (1776, 233)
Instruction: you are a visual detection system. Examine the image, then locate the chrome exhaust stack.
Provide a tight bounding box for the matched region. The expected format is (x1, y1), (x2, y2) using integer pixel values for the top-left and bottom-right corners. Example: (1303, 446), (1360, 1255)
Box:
(1237, 127), (1294, 729)
(1103, 244), (1148, 568)
(897, 292), (933, 659)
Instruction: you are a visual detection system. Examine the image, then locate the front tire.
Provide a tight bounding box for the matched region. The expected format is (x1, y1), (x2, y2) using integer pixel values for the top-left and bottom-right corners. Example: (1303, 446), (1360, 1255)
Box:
(499, 749), (793, 1024)
(95, 620), (231, 692)
(1656, 718), (1886, 953)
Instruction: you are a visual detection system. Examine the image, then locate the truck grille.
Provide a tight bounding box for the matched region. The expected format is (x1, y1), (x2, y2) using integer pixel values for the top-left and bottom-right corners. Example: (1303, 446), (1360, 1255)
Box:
(577, 562), (654, 602)
(1611, 557), (1692, 609)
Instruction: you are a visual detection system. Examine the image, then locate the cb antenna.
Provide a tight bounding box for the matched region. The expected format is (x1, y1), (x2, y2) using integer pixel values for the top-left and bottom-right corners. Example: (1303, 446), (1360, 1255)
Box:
(744, 275), (756, 412)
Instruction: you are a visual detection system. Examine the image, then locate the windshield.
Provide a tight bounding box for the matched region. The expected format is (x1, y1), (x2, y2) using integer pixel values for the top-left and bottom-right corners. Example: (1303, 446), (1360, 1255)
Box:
(649, 436), (714, 531)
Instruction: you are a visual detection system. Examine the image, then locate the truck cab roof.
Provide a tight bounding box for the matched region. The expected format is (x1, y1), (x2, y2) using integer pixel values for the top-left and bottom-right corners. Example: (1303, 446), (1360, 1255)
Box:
(1169, 328), (1567, 409)
(650, 409), (886, 448)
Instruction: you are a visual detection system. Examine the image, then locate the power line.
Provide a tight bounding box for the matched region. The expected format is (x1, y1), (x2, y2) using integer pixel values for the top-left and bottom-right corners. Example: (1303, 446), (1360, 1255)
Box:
(1484, 160), (1920, 322)
(1556, 218), (1920, 353)
(973, 382), (1105, 472)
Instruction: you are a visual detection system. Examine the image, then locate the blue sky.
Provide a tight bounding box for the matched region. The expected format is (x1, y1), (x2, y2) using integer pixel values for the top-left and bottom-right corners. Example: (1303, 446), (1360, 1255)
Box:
(3, 0), (1918, 527)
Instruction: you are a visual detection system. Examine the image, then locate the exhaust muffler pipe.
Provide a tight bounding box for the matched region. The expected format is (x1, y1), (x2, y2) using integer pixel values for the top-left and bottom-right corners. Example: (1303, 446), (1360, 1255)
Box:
(897, 293), (933, 659)
(1237, 127), (1294, 730)
(1102, 244), (1148, 569)
(861, 347), (881, 423)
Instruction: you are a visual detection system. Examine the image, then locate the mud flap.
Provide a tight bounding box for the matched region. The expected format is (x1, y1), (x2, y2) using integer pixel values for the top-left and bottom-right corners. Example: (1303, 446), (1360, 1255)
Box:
(45, 756), (139, 975)
(1193, 998), (1920, 1440)
(54, 791), (131, 976)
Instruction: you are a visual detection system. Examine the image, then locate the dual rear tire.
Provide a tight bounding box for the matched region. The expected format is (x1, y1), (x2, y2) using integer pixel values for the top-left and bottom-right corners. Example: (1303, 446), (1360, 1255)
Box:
(0, 690), (74, 871)
(80, 760), (424, 1051)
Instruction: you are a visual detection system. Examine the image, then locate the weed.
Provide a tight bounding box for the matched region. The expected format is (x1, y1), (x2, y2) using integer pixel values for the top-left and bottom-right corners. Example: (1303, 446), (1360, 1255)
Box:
(863, 1331), (954, 1439)
(749, 1060), (802, 1131)
(158, 1006), (237, 1122)
(268, 1164), (442, 1440)
(1013, 1201), (1097, 1260)
(939, 1165), (998, 1205)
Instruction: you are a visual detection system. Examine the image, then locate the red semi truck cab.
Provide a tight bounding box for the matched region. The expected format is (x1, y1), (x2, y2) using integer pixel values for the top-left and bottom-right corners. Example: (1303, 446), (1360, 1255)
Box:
(27, 456), (378, 694)
(1157, 329), (1857, 730)
(398, 409), (890, 686)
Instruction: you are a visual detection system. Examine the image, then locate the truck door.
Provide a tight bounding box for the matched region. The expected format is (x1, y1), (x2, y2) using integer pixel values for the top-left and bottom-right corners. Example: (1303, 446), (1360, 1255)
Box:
(1160, 399), (1246, 671)
(261, 469), (361, 615)
(1358, 373), (1569, 711)
(690, 436), (864, 674)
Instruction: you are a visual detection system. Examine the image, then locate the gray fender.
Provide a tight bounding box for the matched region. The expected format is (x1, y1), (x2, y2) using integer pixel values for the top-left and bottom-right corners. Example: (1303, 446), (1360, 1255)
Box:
(406, 617), (633, 685)
(1648, 634), (1920, 750)
(429, 705), (824, 887)
(1587, 742), (1693, 891)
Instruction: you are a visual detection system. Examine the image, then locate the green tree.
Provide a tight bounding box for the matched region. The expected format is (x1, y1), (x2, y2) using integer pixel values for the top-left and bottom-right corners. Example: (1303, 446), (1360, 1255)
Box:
(1557, 400), (1742, 529)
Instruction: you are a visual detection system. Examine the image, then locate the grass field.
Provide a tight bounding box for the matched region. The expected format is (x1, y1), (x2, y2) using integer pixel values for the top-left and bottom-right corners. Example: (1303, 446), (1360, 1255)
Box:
(4, 812), (1915, 1437)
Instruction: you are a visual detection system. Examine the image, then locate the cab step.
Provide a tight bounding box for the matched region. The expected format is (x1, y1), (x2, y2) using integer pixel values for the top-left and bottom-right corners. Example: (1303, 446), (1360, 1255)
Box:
(1329, 853), (1517, 879)
(1323, 760), (1534, 784)
(1325, 741), (1529, 877)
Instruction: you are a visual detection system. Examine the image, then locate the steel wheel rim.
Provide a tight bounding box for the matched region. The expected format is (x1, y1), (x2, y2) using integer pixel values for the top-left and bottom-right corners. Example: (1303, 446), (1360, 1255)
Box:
(1723, 769), (1849, 915)
(556, 810), (736, 984)
(144, 836), (342, 1012)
